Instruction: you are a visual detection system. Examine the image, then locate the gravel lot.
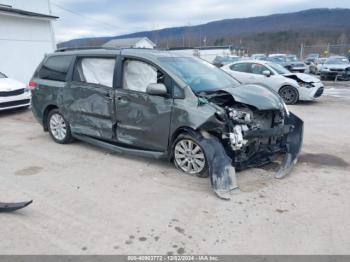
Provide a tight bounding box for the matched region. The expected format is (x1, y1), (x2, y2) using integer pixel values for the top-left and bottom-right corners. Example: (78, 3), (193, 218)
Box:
(0, 81), (350, 255)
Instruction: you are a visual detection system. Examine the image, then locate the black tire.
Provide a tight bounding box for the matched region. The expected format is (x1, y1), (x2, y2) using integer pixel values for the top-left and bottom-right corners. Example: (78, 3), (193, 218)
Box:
(47, 109), (74, 144)
(278, 85), (299, 105)
(172, 133), (209, 178)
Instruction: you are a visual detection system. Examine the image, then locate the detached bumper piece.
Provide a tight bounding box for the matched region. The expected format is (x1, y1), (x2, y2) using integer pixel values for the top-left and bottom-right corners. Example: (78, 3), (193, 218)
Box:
(0, 200), (33, 213)
(275, 113), (304, 179)
(194, 131), (239, 200)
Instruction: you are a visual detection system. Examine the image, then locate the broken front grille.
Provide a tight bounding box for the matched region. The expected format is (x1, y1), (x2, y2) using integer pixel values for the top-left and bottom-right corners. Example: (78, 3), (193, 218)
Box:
(0, 89), (25, 97)
(0, 99), (30, 109)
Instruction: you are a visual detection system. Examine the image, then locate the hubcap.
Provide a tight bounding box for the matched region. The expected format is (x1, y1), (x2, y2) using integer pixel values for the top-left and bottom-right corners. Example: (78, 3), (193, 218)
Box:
(281, 88), (296, 103)
(49, 113), (67, 141)
(174, 139), (205, 174)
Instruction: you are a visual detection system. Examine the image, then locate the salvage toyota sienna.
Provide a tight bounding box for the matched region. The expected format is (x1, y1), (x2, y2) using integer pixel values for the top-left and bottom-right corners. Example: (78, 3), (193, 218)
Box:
(30, 48), (303, 199)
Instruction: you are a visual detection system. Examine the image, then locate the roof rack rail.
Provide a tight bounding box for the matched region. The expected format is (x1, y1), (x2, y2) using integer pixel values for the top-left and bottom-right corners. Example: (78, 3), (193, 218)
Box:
(55, 46), (120, 52)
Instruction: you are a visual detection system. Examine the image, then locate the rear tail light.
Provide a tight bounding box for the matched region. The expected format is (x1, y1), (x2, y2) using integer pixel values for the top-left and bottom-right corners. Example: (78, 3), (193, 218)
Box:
(28, 80), (38, 90)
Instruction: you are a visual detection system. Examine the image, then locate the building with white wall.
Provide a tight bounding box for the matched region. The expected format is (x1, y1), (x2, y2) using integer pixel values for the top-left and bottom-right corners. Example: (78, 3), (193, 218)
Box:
(0, 0), (57, 83)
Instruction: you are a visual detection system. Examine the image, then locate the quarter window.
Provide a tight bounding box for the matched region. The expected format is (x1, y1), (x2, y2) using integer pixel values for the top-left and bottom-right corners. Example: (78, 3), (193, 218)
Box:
(74, 58), (116, 88)
(39, 55), (73, 82)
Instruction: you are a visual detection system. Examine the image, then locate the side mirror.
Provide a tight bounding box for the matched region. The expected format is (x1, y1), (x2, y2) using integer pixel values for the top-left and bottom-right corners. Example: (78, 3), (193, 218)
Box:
(146, 83), (168, 96)
(263, 70), (271, 77)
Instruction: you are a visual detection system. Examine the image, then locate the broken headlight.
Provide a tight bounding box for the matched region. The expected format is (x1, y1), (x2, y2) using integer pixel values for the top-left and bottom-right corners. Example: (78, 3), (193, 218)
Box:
(299, 82), (314, 88)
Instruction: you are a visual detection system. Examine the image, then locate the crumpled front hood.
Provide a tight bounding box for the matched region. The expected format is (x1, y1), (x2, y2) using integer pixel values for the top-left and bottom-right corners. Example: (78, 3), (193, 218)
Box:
(222, 84), (285, 111)
(283, 73), (320, 83)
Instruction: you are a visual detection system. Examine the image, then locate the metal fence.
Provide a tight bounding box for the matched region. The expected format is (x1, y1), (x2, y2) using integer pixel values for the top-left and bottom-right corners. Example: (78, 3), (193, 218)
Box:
(301, 43), (350, 59)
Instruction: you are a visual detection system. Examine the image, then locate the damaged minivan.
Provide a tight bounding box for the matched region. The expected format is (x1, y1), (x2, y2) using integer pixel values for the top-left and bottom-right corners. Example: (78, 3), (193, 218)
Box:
(30, 48), (303, 199)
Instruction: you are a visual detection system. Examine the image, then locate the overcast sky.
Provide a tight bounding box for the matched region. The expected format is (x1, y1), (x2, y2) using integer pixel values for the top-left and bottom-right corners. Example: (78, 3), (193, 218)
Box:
(51, 0), (350, 43)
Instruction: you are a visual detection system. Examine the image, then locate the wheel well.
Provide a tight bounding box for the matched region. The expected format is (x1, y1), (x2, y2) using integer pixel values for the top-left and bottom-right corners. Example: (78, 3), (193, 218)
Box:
(43, 105), (58, 131)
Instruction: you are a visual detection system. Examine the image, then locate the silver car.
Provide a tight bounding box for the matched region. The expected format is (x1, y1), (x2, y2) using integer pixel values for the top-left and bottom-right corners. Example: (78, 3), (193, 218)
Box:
(320, 56), (350, 80)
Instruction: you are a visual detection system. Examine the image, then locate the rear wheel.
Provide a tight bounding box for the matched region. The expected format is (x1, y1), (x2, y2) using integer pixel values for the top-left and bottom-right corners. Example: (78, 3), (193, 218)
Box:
(279, 86), (299, 105)
(173, 134), (208, 178)
(47, 109), (73, 144)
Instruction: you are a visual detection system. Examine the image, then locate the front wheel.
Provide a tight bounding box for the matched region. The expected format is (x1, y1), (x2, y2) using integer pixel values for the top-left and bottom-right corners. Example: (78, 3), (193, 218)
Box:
(279, 86), (299, 105)
(173, 134), (208, 178)
(47, 109), (74, 144)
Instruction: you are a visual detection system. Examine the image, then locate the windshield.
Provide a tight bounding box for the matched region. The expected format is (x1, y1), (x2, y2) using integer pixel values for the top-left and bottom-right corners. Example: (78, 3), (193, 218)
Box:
(325, 58), (349, 65)
(158, 57), (240, 93)
(267, 62), (290, 74)
(287, 55), (298, 62)
(0, 72), (7, 78)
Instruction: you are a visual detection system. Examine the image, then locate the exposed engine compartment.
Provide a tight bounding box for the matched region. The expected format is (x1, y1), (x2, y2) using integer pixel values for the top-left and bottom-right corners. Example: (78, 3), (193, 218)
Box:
(200, 90), (292, 170)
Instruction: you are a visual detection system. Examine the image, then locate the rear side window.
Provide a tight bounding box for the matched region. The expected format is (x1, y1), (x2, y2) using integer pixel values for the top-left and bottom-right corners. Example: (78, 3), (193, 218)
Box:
(38, 55), (73, 82)
(230, 63), (249, 73)
(74, 57), (116, 88)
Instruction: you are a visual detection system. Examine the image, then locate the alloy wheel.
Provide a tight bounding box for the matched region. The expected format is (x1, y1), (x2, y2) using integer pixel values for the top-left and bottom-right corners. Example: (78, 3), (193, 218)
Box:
(49, 113), (67, 141)
(279, 86), (298, 104)
(174, 139), (206, 174)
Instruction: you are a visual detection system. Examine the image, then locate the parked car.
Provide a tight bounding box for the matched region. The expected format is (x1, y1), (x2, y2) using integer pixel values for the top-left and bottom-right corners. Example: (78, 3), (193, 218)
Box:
(0, 72), (31, 111)
(222, 60), (324, 104)
(309, 57), (327, 75)
(320, 56), (350, 80)
(305, 53), (320, 65)
(212, 55), (240, 67)
(251, 54), (267, 60)
(268, 54), (306, 73)
(285, 55), (306, 73)
(30, 49), (303, 198)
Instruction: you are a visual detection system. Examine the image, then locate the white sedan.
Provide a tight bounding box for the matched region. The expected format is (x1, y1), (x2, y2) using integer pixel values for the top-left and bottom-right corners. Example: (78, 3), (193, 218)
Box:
(222, 60), (324, 104)
(0, 72), (31, 111)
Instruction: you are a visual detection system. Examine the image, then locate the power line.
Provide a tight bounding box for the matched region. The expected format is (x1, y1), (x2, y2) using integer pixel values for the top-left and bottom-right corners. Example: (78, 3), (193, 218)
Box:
(51, 1), (124, 31)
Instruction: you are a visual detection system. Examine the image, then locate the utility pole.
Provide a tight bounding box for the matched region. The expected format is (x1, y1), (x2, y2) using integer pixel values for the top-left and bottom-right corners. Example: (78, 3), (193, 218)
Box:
(300, 43), (304, 60)
(327, 43), (330, 57)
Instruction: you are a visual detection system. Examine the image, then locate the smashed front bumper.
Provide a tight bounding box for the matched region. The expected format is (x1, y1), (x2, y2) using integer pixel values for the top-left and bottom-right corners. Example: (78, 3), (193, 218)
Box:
(199, 113), (303, 200)
(275, 113), (304, 178)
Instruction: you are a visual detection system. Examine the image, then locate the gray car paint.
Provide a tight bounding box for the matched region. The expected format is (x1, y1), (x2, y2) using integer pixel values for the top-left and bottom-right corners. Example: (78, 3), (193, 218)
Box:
(31, 48), (303, 199)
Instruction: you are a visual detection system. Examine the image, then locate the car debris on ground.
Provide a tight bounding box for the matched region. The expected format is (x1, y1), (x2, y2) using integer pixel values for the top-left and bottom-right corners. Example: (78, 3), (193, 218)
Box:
(0, 200), (33, 213)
